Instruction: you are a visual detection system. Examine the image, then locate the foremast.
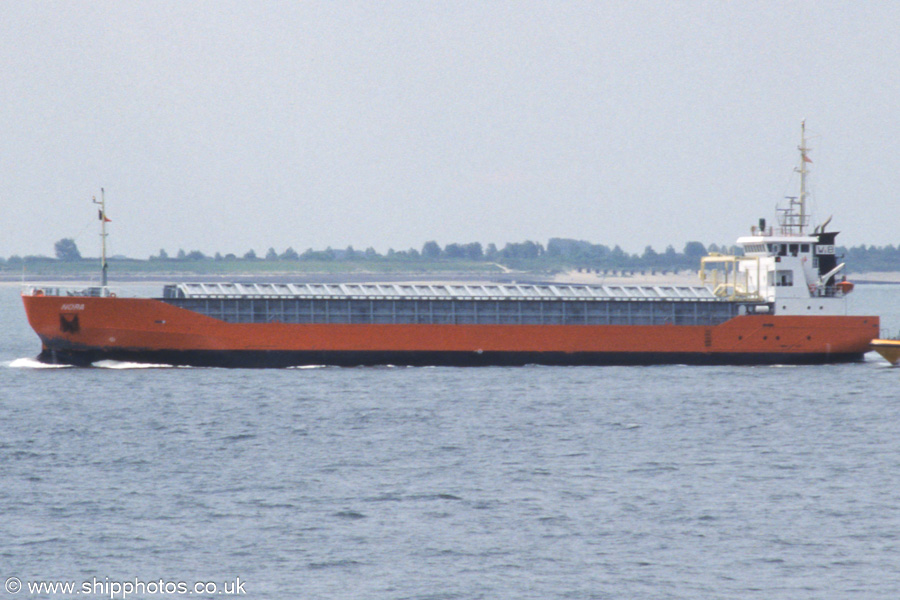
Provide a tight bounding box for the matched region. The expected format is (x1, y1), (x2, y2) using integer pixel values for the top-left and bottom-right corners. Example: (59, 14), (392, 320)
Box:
(92, 188), (109, 289)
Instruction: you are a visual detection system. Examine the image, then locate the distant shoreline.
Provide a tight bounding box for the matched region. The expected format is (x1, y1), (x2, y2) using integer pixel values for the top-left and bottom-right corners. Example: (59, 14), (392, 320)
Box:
(4, 269), (900, 287)
(847, 272), (900, 284)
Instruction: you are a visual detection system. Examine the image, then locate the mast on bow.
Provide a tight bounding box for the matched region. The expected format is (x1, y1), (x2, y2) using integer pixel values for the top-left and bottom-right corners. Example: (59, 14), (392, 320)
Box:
(92, 188), (109, 288)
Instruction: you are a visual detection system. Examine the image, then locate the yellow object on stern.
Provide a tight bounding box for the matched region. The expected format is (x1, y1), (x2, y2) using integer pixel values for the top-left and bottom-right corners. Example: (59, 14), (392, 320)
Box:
(870, 339), (900, 366)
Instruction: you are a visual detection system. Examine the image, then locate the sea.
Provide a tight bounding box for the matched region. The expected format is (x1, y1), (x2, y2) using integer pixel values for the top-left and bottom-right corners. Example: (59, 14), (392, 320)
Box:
(2, 282), (900, 600)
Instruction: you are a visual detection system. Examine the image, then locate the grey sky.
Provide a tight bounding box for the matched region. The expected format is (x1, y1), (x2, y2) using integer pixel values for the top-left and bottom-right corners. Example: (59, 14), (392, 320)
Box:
(3, 1), (899, 259)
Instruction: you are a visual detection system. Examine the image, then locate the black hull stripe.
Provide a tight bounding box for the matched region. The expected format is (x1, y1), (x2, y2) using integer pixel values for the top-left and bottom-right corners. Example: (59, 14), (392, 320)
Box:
(38, 348), (867, 368)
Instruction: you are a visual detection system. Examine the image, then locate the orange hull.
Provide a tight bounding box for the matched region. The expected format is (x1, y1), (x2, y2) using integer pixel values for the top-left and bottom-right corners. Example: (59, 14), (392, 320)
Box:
(23, 295), (879, 367)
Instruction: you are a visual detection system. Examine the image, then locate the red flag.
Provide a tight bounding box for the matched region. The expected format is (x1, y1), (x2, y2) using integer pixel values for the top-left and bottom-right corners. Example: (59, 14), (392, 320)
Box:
(98, 209), (111, 222)
(803, 155), (813, 163)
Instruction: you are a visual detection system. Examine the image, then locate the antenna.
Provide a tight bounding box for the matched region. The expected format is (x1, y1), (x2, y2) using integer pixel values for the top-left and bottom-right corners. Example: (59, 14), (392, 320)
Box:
(778, 122), (813, 235)
(796, 120), (811, 234)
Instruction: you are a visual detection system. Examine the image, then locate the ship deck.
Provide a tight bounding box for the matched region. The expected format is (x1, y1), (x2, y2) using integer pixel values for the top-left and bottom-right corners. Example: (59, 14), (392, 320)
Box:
(163, 281), (722, 301)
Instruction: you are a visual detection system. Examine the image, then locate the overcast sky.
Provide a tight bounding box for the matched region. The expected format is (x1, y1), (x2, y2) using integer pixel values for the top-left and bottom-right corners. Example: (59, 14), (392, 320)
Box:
(3, 1), (900, 259)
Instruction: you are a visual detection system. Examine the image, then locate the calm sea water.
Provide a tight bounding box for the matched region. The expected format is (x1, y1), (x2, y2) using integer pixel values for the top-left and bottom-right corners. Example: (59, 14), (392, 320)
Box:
(2, 283), (900, 599)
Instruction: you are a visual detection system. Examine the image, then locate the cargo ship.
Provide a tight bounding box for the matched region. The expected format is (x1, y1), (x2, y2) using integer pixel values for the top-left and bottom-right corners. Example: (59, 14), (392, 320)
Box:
(22, 124), (879, 367)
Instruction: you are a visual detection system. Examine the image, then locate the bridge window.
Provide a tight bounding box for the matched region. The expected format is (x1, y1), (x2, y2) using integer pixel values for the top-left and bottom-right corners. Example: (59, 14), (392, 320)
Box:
(768, 243), (788, 256)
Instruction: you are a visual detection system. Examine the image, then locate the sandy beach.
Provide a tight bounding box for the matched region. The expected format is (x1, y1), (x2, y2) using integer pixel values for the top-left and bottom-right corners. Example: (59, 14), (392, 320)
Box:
(552, 270), (702, 286)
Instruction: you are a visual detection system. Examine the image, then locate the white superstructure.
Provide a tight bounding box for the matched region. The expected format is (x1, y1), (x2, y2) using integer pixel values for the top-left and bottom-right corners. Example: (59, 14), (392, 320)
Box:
(701, 121), (853, 316)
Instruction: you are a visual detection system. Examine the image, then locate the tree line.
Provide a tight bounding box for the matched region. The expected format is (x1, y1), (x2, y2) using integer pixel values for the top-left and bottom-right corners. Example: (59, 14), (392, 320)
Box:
(141, 238), (722, 271)
(3, 237), (899, 273)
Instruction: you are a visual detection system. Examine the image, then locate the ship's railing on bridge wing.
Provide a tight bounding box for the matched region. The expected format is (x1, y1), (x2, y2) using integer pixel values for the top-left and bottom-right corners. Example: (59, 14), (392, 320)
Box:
(23, 285), (113, 298)
(699, 254), (762, 301)
(810, 285), (852, 298)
